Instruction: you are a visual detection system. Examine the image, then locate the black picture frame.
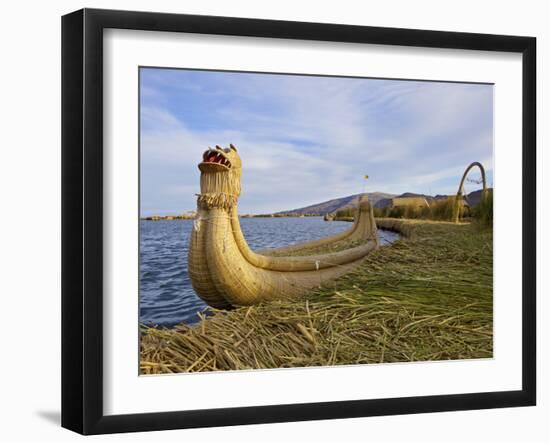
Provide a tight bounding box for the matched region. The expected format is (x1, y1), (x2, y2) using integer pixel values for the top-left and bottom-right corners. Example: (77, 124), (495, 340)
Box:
(61, 8), (537, 435)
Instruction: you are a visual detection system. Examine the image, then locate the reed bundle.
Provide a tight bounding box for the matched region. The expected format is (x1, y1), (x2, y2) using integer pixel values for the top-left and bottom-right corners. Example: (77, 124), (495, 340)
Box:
(190, 146), (380, 308)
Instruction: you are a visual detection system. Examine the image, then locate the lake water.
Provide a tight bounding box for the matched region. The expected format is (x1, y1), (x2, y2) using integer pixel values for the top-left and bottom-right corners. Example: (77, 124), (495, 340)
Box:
(140, 217), (399, 327)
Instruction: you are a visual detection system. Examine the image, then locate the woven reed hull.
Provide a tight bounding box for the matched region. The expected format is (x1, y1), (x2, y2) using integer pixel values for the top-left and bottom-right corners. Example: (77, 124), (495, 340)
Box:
(187, 208), (233, 309)
(258, 205), (376, 256)
(258, 218), (357, 255)
(232, 207), (377, 271)
(188, 198), (379, 307)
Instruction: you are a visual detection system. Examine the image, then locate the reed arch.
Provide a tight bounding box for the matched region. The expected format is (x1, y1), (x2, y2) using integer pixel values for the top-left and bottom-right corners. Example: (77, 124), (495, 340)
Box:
(452, 161), (487, 223)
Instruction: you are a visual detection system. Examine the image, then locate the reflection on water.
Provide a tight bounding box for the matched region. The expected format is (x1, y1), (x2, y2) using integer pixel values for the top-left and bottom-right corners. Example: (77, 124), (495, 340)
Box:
(140, 217), (399, 327)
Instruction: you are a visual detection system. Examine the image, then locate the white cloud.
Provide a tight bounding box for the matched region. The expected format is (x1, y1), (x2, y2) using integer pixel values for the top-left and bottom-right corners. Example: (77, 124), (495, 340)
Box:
(140, 75), (493, 215)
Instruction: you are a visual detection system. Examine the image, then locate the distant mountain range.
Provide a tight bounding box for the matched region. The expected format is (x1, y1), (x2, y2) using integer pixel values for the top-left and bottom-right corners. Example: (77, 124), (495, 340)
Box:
(275, 189), (490, 216)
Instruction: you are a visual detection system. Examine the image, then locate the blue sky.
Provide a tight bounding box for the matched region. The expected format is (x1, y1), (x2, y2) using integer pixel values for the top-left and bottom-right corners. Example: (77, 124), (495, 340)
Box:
(140, 68), (493, 216)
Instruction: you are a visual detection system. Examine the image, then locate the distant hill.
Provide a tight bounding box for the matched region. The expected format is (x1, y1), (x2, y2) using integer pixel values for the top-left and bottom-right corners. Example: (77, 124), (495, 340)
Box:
(276, 192), (395, 216)
(276, 189), (491, 216)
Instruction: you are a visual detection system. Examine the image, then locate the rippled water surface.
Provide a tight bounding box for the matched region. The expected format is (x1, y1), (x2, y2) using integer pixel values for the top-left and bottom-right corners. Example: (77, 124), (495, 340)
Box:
(140, 217), (399, 327)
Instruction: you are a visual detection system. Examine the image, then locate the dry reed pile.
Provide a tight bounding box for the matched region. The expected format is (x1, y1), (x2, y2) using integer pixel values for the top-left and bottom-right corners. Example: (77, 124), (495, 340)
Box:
(140, 219), (493, 374)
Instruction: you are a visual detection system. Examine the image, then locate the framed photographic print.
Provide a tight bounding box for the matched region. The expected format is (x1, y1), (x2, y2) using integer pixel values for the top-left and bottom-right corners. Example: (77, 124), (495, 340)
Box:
(61, 8), (536, 435)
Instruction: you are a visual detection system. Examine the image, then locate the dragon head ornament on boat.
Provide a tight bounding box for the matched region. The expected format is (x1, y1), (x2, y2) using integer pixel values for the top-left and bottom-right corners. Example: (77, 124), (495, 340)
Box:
(197, 144), (242, 210)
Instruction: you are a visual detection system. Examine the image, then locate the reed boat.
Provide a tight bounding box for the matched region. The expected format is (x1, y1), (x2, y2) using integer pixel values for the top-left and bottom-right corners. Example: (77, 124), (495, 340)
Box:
(188, 144), (379, 308)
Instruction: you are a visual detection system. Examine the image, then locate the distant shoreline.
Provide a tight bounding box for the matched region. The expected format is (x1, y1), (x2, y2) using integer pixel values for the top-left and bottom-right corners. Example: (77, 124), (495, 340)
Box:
(141, 214), (195, 221)
(140, 213), (321, 220)
(141, 188), (490, 221)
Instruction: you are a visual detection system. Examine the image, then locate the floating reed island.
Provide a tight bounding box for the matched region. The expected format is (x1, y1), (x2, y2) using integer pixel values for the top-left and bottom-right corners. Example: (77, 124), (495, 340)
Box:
(140, 147), (493, 374)
(141, 219), (493, 373)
